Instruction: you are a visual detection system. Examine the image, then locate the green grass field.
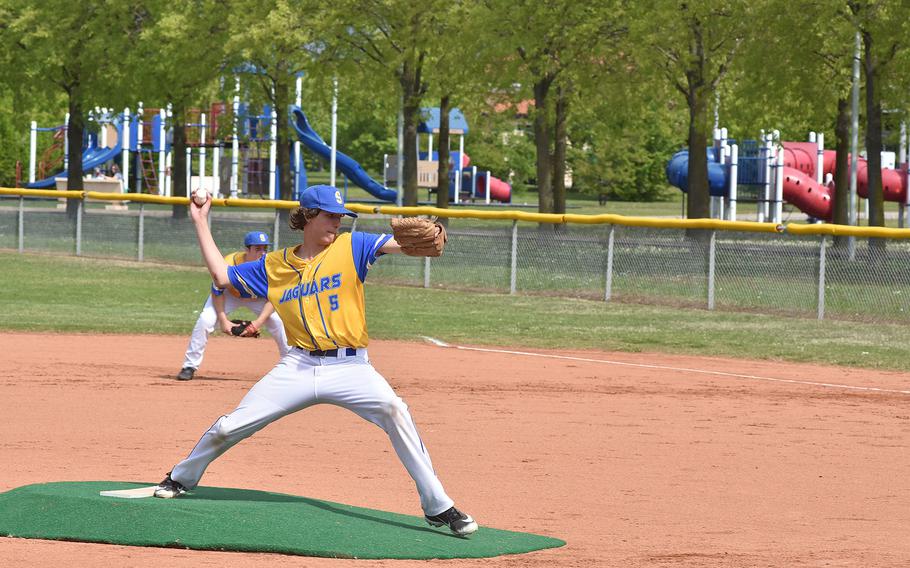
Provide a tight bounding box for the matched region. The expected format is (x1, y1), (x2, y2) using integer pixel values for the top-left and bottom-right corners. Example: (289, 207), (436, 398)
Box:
(1, 250), (905, 371)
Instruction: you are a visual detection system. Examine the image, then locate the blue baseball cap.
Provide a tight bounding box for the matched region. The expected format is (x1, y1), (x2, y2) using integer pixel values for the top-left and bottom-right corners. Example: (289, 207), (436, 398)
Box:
(244, 231), (271, 247)
(299, 185), (357, 218)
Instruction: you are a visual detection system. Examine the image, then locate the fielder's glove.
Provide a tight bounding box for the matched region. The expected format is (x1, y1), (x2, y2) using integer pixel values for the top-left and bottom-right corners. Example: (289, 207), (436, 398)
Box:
(230, 319), (260, 338)
(390, 217), (447, 257)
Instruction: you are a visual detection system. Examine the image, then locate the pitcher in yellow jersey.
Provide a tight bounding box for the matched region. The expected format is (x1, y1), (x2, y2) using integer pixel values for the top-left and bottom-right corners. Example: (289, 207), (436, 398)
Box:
(153, 185), (478, 536)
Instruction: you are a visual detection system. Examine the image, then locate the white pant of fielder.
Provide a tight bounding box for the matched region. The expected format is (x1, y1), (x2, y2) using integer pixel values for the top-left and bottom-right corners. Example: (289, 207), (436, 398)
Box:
(169, 348), (455, 516)
(182, 295), (289, 370)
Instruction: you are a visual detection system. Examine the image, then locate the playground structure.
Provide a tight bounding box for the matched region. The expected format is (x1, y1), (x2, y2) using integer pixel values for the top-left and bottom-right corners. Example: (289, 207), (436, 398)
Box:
(26, 76), (510, 205)
(25, 102), (303, 200)
(666, 128), (910, 226)
(382, 107), (511, 204)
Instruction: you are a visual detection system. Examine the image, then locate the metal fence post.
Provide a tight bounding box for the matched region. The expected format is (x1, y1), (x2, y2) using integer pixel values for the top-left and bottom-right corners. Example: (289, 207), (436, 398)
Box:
(605, 225), (615, 301)
(273, 209), (281, 250)
(707, 230), (716, 310)
(75, 198), (83, 257)
(17, 197), (24, 253)
(509, 220), (518, 295)
(817, 236), (827, 320)
(424, 257), (431, 288)
(137, 204), (145, 262)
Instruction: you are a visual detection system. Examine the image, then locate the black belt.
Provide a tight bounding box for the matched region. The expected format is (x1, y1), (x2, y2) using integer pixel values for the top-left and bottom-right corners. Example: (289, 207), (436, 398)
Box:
(308, 347), (358, 357)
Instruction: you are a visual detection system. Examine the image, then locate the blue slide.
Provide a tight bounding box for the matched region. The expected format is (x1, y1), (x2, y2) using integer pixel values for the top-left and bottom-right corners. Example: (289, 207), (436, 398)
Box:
(665, 148), (728, 196)
(290, 106), (397, 202)
(27, 121), (124, 189)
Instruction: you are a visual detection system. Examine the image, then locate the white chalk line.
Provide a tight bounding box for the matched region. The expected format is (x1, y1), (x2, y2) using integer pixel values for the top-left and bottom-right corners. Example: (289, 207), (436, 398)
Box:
(421, 337), (910, 396)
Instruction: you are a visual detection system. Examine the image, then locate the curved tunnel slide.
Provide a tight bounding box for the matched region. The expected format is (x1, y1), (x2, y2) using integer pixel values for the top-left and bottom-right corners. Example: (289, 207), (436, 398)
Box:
(782, 142), (908, 220)
(290, 106), (397, 202)
(26, 123), (124, 189)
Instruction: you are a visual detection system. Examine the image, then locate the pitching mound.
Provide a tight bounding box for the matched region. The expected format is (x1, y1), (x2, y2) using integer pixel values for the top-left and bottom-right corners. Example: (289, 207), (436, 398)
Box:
(0, 482), (564, 559)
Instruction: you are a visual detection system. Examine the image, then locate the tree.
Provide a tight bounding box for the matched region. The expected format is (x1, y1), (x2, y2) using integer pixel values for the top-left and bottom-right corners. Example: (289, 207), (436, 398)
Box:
(634, 0), (752, 219)
(326, 0), (453, 206)
(224, 0), (320, 203)
(484, 0), (626, 216)
(0, 0), (137, 217)
(133, 0), (230, 218)
(850, 0), (908, 228)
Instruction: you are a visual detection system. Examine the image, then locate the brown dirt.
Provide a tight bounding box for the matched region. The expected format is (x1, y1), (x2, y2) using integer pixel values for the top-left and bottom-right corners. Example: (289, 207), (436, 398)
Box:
(1, 332), (909, 567)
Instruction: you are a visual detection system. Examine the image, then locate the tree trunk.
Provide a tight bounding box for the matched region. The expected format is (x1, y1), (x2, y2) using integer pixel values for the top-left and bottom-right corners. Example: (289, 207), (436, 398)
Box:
(685, 87), (710, 219)
(274, 80), (292, 201)
(533, 75), (554, 214)
(833, 97), (850, 226)
(552, 85), (569, 215)
(435, 94), (451, 210)
(64, 92), (84, 219)
(399, 56), (423, 206)
(171, 102), (188, 219)
(862, 30), (885, 228)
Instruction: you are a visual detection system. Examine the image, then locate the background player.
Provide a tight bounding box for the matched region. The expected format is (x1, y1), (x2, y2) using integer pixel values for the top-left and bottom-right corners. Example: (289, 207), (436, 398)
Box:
(155, 185), (477, 536)
(176, 231), (290, 381)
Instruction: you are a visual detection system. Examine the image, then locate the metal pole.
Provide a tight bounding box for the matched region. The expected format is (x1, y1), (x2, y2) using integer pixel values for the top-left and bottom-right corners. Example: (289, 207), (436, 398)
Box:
(29, 121), (37, 184)
(330, 77), (338, 187)
(138, 203), (145, 262)
(816, 132), (824, 185)
(727, 144), (738, 221)
(605, 225), (614, 302)
(295, 75), (303, 195)
(396, 99), (403, 208)
(760, 134), (772, 222)
(63, 113), (70, 171)
(773, 147), (784, 223)
(509, 220), (518, 295)
(134, 105), (142, 193)
(423, 256), (431, 289)
(231, 77), (240, 199)
(273, 209), (281, 251)
(485, 171), (491, 205)
(901, 122), (908, 228)
(18, 197), (24, 253)
(269, 100), (278, 199)
(200, 112), (207, 185)
(817, 236), (827, 320)
(158, 108), (167, 196)
(849, 31), (860, 257)
(121, 108), (130, 192)
(707, 230), (716, 310)
(456, 135), (465, 204)
(75, 197), (83, 256)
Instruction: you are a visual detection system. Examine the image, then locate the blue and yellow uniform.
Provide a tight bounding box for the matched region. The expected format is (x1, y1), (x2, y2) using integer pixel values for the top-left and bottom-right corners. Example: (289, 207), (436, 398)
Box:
(212, 251), (253, 299)
(227, 232), (391, 350)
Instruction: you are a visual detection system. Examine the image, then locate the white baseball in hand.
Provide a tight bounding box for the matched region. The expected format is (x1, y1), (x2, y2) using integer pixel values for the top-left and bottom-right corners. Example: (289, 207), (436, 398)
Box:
(192, 188), (209, 206)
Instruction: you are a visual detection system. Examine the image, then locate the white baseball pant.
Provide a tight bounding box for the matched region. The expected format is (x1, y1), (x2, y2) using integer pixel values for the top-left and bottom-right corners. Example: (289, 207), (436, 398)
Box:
(169, 348), (455, 516)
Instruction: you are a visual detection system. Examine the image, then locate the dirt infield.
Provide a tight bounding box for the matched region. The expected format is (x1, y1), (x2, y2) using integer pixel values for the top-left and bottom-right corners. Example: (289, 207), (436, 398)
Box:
(1, 332), (909, 567)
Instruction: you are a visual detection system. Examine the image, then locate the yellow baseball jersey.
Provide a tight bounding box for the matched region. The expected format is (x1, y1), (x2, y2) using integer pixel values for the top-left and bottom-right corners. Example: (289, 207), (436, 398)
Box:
(227, 232), (391, 350)
(212, 251), (252, 298)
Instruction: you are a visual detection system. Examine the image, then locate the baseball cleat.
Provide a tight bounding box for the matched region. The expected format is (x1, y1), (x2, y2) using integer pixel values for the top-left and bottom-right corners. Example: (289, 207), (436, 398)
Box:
(153, 473), (187, 499)
(425, 506), (478, 536)
(176, 367), (195, 381)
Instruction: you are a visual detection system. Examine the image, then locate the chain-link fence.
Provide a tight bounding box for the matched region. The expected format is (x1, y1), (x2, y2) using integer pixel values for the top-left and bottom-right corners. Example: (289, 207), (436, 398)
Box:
(2, 196), (909, 323)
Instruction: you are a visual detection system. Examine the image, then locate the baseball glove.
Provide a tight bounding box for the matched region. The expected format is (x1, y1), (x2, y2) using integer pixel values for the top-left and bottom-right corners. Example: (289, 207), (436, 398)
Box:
(230, 319), (260, 338)
(390, 217), (447, 257)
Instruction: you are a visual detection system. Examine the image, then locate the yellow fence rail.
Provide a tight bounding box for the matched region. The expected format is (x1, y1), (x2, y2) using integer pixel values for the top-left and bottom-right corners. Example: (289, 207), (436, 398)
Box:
(3, 187), (910, 239)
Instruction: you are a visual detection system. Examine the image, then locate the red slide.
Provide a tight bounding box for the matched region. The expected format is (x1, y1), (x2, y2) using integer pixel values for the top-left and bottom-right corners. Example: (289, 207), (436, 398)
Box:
(781, 141), (909, 221)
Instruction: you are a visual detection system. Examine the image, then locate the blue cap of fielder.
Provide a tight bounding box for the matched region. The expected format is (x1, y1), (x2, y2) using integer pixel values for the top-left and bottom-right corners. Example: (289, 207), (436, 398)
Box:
(243, 231), (271, 247)
(299, 185), (358, 218)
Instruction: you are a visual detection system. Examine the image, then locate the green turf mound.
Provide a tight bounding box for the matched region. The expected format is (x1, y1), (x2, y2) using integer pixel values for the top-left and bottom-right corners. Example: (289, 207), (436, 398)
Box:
(0, 482), (564, 559)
